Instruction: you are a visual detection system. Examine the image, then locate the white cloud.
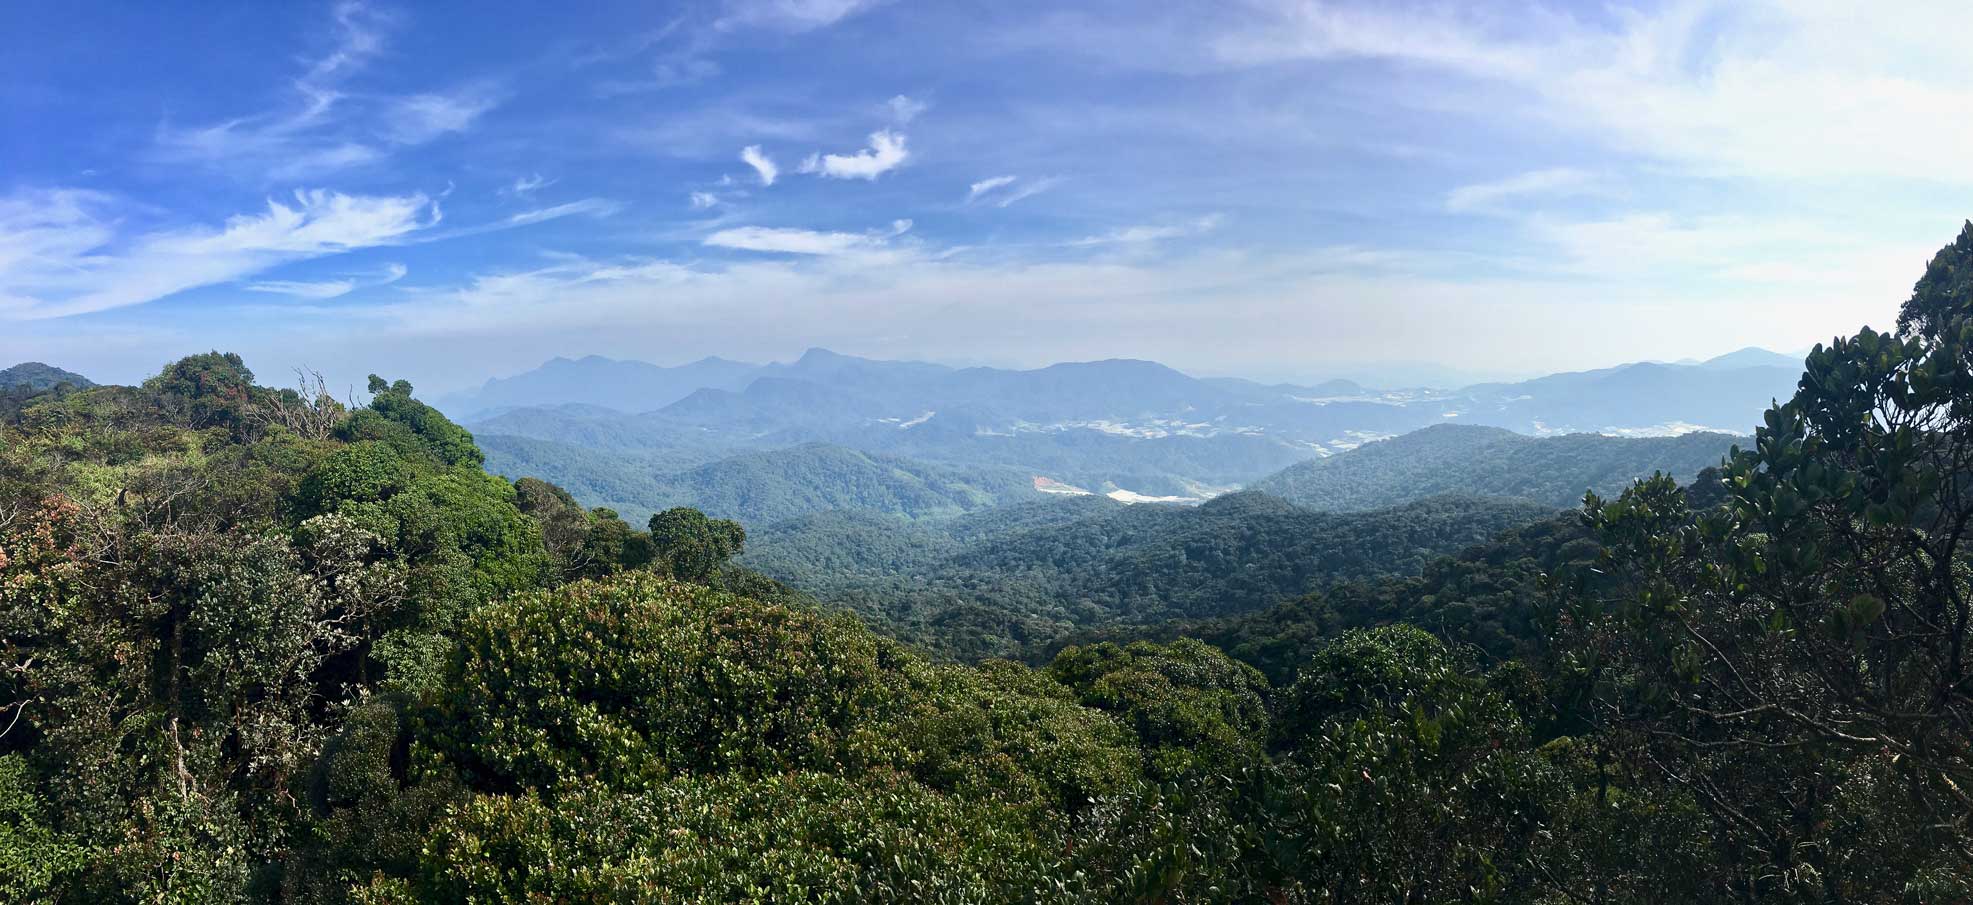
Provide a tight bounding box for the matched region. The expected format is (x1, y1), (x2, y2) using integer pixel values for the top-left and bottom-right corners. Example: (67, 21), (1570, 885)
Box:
(335, 235), (1893, 391)
(422, 198), (622, 242)
(887, 94), (928, 124)
(307, 1), (393, 85)
(497, 199), (622, 228)
(966, 175), (1017, 203)
(0, 189), (439, 318)
(246, 278), (358, 300)
(718, 0), (886, 32)
(705, 219), (911, 255)
(1069, 214), (1223, 247)
(154, 3), (503, 179)
(1515, 211), (1932, 292)
(266, 143), (384, 180)
(799, 129), (909, 180)
(966, 174), (1059, 207)
(1213, 0), (1973, 185)
(154, 3), (390, 173)
(994, 176), (1061, 208)
(384, 88), (502, 144)
(507, 173), (554, 197)
(247, 262), (408, 300)
(740, 145), (779, 186)
(1445, 168), (1598, 213)
(690, 192), (721, 209)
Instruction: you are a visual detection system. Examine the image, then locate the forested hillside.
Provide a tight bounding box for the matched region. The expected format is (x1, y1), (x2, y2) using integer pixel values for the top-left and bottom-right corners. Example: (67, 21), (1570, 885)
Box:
(1085, 511), (1606, 684)
(0, 362), (92, 391)
(742, 490), (1556, 659)
(0, 362), (93, 421)
(1248, 423), (1739, 510)
(481, 437), (1039, 524)
(4, 226), (1973, 902)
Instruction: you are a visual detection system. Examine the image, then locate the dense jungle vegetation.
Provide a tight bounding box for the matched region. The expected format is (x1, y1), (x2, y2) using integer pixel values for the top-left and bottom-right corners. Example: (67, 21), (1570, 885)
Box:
(3, 223), (1973, 902)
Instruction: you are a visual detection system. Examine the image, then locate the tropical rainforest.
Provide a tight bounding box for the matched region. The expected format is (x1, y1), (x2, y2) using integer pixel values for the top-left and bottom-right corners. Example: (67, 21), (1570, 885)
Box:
(3, 224), (1973, 903)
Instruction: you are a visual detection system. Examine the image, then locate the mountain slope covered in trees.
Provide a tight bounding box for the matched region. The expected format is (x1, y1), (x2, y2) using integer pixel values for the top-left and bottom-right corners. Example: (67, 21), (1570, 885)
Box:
(741, 490), (1555, 659)
(1090, 511), (1604, 684)
(480, 437), (1041, 525)
(1247, 423), (1739, 510)
(0, 361), (92, 391)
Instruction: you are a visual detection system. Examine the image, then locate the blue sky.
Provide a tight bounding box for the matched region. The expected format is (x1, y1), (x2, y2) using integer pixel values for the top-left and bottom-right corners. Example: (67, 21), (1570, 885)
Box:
(3, 0), (1970, 391)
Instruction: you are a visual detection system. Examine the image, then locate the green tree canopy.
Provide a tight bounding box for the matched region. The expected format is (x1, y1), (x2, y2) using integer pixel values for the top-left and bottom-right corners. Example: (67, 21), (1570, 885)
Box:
(648, 506), (746, 581)
(1898, 219), (1973, 340)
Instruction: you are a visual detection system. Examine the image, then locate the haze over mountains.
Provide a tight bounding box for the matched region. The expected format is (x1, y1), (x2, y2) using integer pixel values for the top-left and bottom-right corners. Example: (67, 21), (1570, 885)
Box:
(440, 346), (1802, 439)
(441, 346), (1785, 519)
(1248, 424), (1736, 511)
(1, 348), (1764, 529)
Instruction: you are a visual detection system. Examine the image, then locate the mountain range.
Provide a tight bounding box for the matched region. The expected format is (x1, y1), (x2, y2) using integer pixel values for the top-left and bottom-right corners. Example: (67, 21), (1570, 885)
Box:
(450, 346), (1782, 512)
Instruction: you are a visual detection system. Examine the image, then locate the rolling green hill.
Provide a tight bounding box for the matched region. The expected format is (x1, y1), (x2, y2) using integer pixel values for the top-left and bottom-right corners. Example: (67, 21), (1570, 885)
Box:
(0, 361), (93, 391)
(742, 490), (1556, 660)
(481, 436), (1041, 525)
(1246, 423), (1738, 511)
(1083, 512), (1600, 684)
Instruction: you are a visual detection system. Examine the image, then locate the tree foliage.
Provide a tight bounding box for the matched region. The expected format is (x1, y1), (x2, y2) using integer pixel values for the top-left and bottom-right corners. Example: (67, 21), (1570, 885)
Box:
(746, 491), (1556, 660)
(7, 221), (1973, 905)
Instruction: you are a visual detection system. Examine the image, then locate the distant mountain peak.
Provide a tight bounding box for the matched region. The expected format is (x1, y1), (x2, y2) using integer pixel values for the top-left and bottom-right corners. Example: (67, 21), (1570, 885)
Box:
(1048, 357), (1184, 373)
(437, 353), (765, 418)
(0, 362), (94, 391)
(1699, 347), (1800, 370)
(795, 347), (854, 366)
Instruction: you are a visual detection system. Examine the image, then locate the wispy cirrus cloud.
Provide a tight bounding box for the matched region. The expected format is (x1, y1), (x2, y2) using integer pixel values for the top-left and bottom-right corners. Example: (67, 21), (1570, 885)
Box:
(967, 175), (1060, 208)
(418, 198), (623, 243)
(705, 219), (912, 255)
(304, 0), (394, 84)
(493, 199), (623, 229)
(0, 188), (622, 318)
(887, 94), (928, 124)
(266, 144), (384, 181)
(153, 2), (391, 174)
(740, 145), (780, 186)
(1211, 0), (1973, 186)
(505, 173), (555, 198)
(153, 2), (504, 180)
(1445, 168), (1598, 213)
(993, 177), (1060, 208)
(383, 87), (504, 144)
(587, 0), (886, 97)
(716, 0), (889, 33)
(247, 262), (408, 300)
(800, 129), (908, 180)
(966, 175), (1016, 203)
(1068, 213), (1222, 247)
(0, 188), (439, 318)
